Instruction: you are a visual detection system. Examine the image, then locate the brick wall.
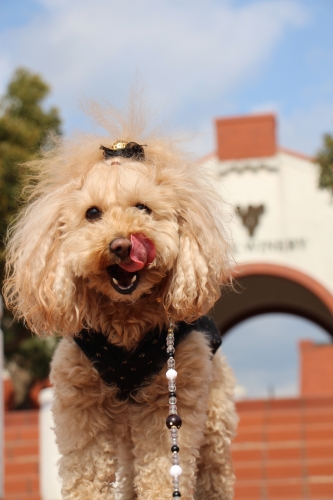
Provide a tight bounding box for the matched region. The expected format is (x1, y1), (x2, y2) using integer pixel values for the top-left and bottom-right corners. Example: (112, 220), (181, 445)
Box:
(4, 410), (40, 500)
(234, 396), (333, 500)
(4, 395), (333, 500)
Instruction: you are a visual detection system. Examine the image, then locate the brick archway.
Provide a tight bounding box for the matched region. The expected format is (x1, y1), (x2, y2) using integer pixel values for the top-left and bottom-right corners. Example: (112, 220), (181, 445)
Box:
(211, 263), (333, 337)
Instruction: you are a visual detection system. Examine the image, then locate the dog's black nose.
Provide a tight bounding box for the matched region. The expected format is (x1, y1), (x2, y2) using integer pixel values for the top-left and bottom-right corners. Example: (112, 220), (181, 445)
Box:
(110, 238), (132, 260)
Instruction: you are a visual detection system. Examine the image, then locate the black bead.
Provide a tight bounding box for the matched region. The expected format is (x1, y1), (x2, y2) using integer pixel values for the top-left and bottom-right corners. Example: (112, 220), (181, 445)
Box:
(166, 414), (182, 429)
(169, 392), (177, 398)
(173, 492), (181, 497)
(171, 445), (179, 453)
(167, 351), (175, 358)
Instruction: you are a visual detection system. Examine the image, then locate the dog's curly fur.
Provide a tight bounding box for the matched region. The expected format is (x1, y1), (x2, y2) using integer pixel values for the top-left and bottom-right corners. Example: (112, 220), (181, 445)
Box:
(4, 102), (237, 500)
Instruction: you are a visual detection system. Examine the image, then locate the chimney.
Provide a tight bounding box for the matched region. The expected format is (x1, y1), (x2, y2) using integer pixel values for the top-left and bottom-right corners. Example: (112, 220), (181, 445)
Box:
(215, 113), (277, 161)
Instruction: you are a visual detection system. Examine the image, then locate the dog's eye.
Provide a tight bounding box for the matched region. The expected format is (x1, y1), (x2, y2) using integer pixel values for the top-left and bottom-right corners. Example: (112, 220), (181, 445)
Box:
(135, 203), (152, 214)
(86, 207), (102, 221)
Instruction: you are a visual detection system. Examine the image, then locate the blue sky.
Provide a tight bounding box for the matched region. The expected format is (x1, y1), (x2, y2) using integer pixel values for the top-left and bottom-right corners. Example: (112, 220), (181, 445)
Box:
(1, 0), (332, 156)
(1, 0), (333, 397)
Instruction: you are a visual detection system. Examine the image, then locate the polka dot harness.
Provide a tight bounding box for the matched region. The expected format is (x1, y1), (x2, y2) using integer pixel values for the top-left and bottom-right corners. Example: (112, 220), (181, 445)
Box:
(74, 315), (221, 401)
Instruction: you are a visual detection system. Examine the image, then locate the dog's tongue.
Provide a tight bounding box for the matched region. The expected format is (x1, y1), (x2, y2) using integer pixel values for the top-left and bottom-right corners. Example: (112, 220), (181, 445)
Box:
(118, 234), (156, 272)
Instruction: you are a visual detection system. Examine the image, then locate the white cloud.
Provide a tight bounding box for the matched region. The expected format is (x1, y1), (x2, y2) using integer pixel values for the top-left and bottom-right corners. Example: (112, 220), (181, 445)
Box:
(0, 0), (308, 134)
(250, 101), (280, 115)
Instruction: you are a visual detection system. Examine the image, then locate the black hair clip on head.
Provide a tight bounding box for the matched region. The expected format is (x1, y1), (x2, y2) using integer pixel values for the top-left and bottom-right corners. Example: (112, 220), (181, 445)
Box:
(100, 141), (146, 162)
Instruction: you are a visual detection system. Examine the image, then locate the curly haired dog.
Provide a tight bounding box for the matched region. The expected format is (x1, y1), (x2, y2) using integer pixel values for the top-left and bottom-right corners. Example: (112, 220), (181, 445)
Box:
(4, 103), (237, 500)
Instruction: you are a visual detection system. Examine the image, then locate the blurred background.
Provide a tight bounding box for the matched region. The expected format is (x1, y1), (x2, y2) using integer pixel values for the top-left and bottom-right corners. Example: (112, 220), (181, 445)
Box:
(1, 1), (333, 499)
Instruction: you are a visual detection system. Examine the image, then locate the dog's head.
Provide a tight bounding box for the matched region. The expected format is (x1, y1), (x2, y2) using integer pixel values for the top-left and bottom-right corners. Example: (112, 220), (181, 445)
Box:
(4, 109), (231, 337)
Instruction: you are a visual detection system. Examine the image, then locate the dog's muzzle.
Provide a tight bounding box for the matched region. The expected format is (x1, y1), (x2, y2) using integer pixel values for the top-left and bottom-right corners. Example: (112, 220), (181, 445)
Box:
(107, 234), (156, 295)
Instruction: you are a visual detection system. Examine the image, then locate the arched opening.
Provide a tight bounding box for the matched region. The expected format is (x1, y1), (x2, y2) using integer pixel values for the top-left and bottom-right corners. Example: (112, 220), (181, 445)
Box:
(210, 263), (333, 398)
(211, 263), (333, 337)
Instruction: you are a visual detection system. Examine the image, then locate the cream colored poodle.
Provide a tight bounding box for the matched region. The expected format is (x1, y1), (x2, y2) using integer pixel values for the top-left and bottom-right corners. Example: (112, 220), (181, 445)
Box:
(4, 103), (237, 500)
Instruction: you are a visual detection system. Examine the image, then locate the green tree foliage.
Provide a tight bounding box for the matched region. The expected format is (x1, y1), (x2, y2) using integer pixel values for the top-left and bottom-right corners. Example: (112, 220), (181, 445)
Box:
(317, 133), (333, 194)
(0, 68), (61, 408)
(0, 67), (61, 259)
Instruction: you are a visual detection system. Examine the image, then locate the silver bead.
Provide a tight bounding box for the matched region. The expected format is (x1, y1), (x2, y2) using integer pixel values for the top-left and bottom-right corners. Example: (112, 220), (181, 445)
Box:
(169, 406), (177, 414)
(172, 454), (180, 464)
(173, 477), (179, 488)
(169, 397), (177, 405)
(167, 358), (175, 369)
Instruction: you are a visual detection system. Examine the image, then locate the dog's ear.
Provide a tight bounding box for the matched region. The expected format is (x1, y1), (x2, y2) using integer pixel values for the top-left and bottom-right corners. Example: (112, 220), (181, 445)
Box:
(4, 185), (78, 336)
(163, 178), (231, 322)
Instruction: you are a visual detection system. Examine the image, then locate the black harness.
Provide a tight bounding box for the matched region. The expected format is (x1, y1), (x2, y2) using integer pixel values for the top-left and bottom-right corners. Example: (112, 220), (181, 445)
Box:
(74, 316), (221, 401)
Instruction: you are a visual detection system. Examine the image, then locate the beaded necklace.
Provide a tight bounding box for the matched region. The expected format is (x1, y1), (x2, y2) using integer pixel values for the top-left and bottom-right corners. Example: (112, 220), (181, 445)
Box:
(165, 320), (182, 498)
